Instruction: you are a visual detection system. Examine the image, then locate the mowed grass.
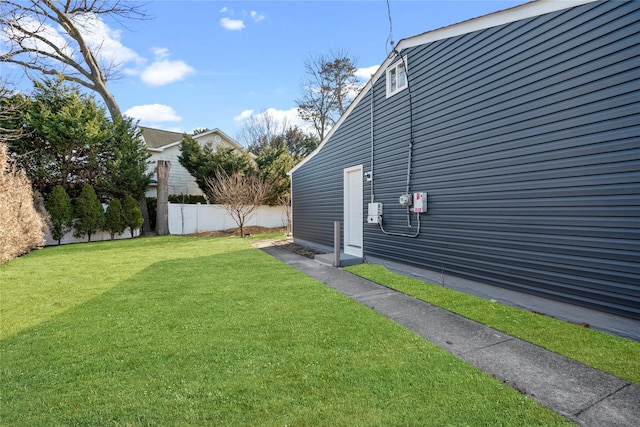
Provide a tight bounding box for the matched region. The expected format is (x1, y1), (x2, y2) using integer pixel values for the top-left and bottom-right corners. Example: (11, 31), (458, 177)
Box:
(0, 236), (572, 426)
(345, 264), (640, 385)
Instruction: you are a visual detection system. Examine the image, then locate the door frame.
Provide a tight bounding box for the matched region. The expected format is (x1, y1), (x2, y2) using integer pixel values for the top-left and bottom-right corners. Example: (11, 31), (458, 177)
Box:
(343, 165), (363, 257)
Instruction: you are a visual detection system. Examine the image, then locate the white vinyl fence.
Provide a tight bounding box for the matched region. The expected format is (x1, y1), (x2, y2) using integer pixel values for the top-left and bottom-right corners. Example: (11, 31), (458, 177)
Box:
(44, 228), (139, 246)
(43, 203), (287, 246)
(168, 203), (287, 235)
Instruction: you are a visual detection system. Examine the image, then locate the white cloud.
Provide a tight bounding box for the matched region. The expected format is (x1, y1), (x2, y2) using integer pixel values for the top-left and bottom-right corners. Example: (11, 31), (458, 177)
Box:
(260, 108), (300, 125)
(1, 15), (73, 58)
(234, 109), (254, 122)
(0, 12), (145, 75)
(140, 48), (195, 86)
(219, 8), (264, 30)
(355, 65), (379, 80)
(151, 46), (170, 60)
(220, 17), (245, 31)
(237, 107), (315, 135)
(72, 13), (143, 67)
(250, 11), (265, 23)
(124, 104), (182, 123)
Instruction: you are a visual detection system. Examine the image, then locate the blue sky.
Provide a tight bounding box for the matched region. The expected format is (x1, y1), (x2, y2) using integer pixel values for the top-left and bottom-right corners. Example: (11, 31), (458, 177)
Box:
(5, 0), (529, 140)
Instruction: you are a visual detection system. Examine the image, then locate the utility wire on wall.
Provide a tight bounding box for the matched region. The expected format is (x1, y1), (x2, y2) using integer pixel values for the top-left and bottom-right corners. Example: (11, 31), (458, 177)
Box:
(370, 0), (422, 239)
(386, 0), (394, 55)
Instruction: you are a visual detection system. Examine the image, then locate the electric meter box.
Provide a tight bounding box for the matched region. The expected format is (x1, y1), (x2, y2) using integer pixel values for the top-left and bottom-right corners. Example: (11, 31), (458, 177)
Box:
(398, 193), (412, 207)
(367, 202), (383, 224)
(412, 192), (427, 213)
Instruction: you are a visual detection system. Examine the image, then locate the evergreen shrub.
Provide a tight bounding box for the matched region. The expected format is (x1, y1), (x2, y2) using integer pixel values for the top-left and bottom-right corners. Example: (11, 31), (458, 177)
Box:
(123, 195), (143, 238)
(73, 184), (104, 242)
(104, 199), (125, 240)
(45, 185), (73, 245)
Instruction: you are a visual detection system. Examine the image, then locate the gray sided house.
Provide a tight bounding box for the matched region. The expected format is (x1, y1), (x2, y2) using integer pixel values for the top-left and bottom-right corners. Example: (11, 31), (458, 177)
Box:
(290, 0), (640, 336)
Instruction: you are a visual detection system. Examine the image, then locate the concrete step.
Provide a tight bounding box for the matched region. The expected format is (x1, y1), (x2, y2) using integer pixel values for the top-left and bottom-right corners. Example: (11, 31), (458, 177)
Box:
(315, 252), (363, 267)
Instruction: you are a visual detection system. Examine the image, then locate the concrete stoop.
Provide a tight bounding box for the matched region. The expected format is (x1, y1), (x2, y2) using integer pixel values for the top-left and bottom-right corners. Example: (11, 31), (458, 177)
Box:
(314, 252), (363, 267)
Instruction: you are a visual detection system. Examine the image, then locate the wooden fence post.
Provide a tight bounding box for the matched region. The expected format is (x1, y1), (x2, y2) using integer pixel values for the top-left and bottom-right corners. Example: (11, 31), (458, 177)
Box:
(156, 160), (171, 235)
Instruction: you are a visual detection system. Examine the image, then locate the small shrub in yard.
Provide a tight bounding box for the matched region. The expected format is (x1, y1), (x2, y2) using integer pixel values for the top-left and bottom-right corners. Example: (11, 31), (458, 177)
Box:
(104, 199), (125, 240)
(0, 142), (46, 263)
(73, 184), (104, 242)
(46, 185), (73, 245)
(122, 195), (143, 238)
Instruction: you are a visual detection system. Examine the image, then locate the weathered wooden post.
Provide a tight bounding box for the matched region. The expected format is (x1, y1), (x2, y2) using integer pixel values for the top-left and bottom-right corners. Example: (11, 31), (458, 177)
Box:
(334, 220), (341, 267)
(156, 160), (171, 235)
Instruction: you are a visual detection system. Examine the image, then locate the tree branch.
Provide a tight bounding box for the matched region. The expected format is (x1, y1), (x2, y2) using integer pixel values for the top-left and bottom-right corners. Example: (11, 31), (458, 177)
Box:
(1, 1), (148, 119)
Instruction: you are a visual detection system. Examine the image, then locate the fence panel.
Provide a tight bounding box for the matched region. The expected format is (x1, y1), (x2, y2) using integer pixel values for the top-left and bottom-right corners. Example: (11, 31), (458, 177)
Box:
(43, 203), (287, 245)
(44, 229), (139, 246)
(168, 203), (287, 235)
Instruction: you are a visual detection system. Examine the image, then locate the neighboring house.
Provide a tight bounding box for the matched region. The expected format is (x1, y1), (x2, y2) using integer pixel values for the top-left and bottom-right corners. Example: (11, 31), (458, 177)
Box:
(290, 0), (640, 331)
(140, 126), (244, 198)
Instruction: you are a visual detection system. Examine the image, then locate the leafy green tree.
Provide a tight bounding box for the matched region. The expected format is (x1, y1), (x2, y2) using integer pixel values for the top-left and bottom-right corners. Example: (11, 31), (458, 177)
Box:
(255, 145), (293, 206)
(45, 185), (73, 245)
(122, 195), (143, 238)
(73, 184), (104, 242)
(99, 117), (152, 201)
(283, 126), (320, 161)
(104, 199), (125, 240)
(6, 77), (111, 199)
(178, 134), (254, 201)
(3, 78), (151, 202)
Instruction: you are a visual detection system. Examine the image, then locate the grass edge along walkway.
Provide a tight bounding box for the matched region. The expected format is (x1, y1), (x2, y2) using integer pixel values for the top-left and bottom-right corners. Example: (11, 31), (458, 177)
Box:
(344, 263), (640, 385)
(1, 235), (572, 426)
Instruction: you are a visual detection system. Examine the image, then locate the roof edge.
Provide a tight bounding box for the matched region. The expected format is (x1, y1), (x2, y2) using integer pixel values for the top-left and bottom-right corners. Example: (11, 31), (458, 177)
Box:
(399, 0), (598, 51)
(289, 0), (597, 175)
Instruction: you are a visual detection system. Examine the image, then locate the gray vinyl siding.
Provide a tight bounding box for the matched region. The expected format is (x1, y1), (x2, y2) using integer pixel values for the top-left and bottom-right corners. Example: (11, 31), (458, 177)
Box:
(291, 0), (640, 319)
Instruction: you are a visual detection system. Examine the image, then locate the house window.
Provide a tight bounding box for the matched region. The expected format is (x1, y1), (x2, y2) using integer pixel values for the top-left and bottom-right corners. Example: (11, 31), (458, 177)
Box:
(386, 56), (408, 98)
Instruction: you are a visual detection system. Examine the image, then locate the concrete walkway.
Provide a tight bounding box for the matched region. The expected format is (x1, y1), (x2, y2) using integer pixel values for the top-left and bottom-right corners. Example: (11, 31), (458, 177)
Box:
(258, 244), (640, 427)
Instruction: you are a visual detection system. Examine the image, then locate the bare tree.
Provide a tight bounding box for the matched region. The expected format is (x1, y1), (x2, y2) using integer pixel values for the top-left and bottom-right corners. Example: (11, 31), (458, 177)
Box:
(296, 49), (359, 140)
(278, 192), (291, 236)
(236, 109), (289, 155)
(206, 170), (270, 238)
(0, 85), (26, 143)
(0, 0), (148, 119)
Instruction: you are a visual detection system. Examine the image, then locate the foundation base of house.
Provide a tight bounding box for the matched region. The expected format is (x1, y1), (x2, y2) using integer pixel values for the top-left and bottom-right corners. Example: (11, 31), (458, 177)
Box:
(315, 252), (363, 268)
(366, 255), (640, 342)
(291, 238), (639, 341)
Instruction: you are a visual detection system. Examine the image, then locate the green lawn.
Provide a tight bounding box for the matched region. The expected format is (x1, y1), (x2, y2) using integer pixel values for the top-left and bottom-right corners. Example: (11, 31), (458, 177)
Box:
(0, 236), (572, 426)
(345, 264), (640, 385)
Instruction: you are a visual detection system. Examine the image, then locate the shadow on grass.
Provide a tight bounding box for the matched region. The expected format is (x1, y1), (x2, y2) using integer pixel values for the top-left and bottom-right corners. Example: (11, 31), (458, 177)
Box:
(1, 249), (572, 426)
(0, 236), (253, 340)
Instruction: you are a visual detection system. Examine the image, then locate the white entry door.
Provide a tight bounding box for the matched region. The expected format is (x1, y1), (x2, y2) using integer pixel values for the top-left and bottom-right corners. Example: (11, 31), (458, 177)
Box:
(344, 165), (363, 257)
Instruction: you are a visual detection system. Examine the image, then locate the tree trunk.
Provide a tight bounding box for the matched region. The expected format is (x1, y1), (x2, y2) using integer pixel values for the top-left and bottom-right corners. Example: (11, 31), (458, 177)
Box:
(95, 83), (122, 120)
(156, 160), (171, 236)
(139, 198), (152, 234)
